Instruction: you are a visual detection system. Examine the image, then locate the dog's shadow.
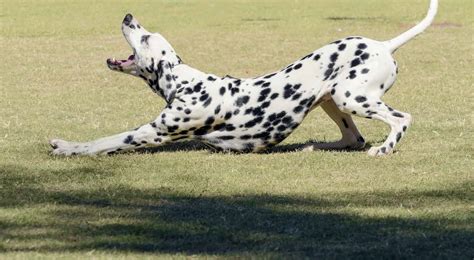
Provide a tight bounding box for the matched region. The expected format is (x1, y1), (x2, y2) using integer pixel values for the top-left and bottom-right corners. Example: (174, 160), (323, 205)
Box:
(137, 140), (375, 154)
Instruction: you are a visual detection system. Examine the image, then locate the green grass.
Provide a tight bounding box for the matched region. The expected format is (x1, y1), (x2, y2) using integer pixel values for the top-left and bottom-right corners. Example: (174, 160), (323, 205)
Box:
(1, 0), (473, 258)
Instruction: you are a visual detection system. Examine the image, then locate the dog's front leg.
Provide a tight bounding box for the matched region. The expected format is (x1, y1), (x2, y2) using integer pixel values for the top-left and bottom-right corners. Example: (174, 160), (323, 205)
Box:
(50, 122), (170, 156)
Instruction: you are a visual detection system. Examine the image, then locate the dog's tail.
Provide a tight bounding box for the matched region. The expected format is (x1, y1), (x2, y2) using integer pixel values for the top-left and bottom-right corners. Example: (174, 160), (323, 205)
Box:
(384, 0), (438, 53)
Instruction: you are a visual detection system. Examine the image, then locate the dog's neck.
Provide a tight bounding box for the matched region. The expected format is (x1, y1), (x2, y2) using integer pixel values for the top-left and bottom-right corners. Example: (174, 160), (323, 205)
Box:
(172, 63), (218, 84)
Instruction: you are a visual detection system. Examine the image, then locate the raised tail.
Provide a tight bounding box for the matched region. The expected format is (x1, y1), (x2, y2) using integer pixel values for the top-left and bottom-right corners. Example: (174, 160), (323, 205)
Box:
(384, 0), (438, 53)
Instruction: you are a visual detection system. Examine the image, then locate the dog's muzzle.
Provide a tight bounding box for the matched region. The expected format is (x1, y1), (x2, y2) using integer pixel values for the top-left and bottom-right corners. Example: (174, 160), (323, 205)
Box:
(107, 54), (135, 70)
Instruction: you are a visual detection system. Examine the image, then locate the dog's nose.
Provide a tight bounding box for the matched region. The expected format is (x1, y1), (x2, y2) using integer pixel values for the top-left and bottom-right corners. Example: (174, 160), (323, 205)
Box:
(123, 13), (133, 26)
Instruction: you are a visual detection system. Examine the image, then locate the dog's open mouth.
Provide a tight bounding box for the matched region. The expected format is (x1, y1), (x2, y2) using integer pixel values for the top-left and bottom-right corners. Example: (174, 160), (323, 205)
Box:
(106, 54), (136, 71)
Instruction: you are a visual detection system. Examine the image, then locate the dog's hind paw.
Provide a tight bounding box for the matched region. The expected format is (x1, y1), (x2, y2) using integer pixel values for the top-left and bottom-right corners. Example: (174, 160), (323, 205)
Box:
(368, 146), (392, 157)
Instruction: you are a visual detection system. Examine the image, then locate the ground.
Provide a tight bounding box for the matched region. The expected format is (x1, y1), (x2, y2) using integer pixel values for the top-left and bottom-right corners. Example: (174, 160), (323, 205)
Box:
(1, 0), (473, 258)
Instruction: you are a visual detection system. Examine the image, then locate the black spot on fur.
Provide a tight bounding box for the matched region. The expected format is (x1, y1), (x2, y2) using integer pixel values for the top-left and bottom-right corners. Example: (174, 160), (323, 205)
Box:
(226, 124), (236, 131)
(260, 88), (271, 97)
(193, 82), (203, 92)
(236, 96), (250, 107)
(349, 70), (357, 79)
(244, 117), (263, 128)
(203, 97), (212, 107)
(355, 96), (367, 103)
(214, 105), (221, 114)
(345, 91), (351, 97)
(301, 53), (313, 60)
(220, 86), (226, 95)
(282, 116), (293, 125)
(252, 107), (265, 116)
(167, 125), (179, 133)
(141, 35), (150, 44)
(293, 106), (304, 113)
(230, 87), (239, 96)
(361, 68), (370, 74)
(194, 125), (212, 136)
(240, 135), (252, 140)
(218, 136), (235, 140)
(123, 135), (133, 144)
(351, 58), (361, 68)
(205, 117), (215, 125)
(292, 93), (302, 100)
(283, 84), (296, 99)
(360, 53), (370, 60)
(254, 80), (265, 86)
(277, 125), (287, 132)
(358, 43), (367, 49)
(324, 68), (334, 80)
(396, 132), (402, 142)
(330, 52), (339, 62)
(338, 44), (347, 51)
(294, 63), (303, 70)
(393, 112), (404, 118)
(264, 73), (277, 79)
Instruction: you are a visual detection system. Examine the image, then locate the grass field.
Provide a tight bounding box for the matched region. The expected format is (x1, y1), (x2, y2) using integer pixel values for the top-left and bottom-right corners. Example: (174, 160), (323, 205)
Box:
(1, 0), (473, 258)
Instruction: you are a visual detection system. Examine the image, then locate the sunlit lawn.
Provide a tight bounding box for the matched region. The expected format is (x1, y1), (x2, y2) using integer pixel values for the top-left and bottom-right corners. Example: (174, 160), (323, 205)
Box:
(1, 0), (473, 258)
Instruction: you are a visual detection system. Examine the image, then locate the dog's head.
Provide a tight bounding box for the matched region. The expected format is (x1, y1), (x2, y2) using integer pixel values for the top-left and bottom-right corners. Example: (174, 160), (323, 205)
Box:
(107, 14), (181, 103)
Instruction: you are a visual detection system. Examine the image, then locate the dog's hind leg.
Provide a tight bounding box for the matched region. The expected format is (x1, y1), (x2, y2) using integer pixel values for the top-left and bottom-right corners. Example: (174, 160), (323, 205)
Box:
(341, 98), (412, 156)
(50, 121), (171, 156)
(304, 99), (366, 151)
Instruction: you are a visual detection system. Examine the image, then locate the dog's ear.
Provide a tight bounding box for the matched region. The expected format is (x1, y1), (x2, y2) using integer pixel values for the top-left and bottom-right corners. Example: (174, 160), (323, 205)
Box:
(157, 60), (177, 104)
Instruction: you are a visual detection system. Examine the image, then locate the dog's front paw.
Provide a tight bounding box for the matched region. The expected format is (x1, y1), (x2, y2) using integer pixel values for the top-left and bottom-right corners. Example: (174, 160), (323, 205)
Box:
(49, 139), (83, 156)
(368, 146), (392, 157)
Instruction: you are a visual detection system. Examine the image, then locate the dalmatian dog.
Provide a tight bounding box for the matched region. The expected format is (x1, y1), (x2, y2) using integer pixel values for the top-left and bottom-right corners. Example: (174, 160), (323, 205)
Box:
(50, 0), (437, 156)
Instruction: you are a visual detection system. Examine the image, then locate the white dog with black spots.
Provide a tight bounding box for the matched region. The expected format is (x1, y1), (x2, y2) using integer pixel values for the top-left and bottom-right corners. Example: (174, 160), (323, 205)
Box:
(50, 0), (438, 156)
